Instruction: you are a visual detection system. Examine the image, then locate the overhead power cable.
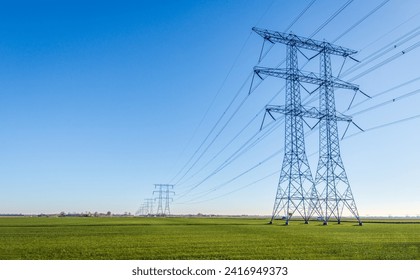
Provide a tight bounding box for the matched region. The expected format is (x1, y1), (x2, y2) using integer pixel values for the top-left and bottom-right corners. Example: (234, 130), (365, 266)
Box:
(169, 0), (277, 184)
(351, 88), (420, 117)
(342, 26), (420, 77)
(168, 33), (253, 183)
(348, 40), (420, 82)
(309, 0), (354, 38)
(178, 168), (281, 205)
(177, 107), (272, 187)
(178, 80), (289, 187)
(347, 76), (420, 111)
(344, 113), (420, 140)
(359, 9), (420, 52)
(173, 74), (252, 185)
(332, 0), (390, 43)
(176, 119), (282, 199)
(177, 148), (283, 202)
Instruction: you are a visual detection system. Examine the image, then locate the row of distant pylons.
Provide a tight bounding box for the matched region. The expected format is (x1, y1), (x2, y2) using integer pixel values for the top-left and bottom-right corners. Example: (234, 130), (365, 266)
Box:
(136, 184), (175, 216)
(252, 27), (363, 226)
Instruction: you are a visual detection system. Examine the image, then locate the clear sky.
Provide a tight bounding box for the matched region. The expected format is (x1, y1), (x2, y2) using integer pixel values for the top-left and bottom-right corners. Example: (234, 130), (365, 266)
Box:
(0, 0), (419, 216)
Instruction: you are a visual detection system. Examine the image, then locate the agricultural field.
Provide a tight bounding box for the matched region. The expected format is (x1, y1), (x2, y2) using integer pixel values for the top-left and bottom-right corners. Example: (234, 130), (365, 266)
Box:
(0, 216), (419, 260)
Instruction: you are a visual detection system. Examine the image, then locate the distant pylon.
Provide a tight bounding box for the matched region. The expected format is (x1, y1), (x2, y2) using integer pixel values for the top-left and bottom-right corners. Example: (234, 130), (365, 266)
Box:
(154, 184), (175, 216)
(314, 50), (362, 225)
(164, 185), (175, 215)
(153, 185), (164, 215)
(136, 203), (148, 216)
(144, 198), (154, 216)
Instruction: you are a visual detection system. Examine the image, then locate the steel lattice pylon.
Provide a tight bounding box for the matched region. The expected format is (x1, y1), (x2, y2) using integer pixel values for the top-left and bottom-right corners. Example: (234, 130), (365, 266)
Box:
(154, 185), (163, 215)
(253, 27), (363, 226)
(268, 44), (318, 225)
(154, 184), (175, 216)
(315, 51), (362, 225)
(164, 185), (175, 215)
(144, 199), (154, 216)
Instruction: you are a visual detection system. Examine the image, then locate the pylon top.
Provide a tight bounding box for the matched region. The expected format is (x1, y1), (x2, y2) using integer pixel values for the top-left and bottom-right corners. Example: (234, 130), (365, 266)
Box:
(252, 27), (357, 57)
(154, 184), (174, 188)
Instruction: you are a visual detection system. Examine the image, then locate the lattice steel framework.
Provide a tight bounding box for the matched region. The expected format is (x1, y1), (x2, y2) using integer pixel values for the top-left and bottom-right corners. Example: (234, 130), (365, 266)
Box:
(253, 27), (362, 225)
(164, 185), (175, 215)
(136, 203), (148, 216)
(261, 43), (318, 225)
(153, 185), (164, 215)
(145, 199), (154, 216)
(315, 51), (362, 225)
(154, 184), (175, 216)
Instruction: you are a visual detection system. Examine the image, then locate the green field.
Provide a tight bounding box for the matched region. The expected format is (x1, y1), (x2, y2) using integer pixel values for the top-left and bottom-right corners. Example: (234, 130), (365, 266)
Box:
(0, 217), (419, 260)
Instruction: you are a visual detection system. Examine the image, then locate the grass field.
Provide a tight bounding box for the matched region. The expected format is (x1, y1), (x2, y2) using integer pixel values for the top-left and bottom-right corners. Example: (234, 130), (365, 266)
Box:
(0, 216), (419, 260)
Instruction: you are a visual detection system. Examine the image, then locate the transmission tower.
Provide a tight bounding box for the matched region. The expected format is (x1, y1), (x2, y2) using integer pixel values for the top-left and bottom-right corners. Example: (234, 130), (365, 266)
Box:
(136, 203), (148, 216)
(164, 185), (175, 215)
(315, 50), (362, 225)
(144, 198), (154, 216)
(254, 39), (317, 225)
(154, 184), (175, 216)
(253, 27), (363, 225)
(153, 185), (164, 215)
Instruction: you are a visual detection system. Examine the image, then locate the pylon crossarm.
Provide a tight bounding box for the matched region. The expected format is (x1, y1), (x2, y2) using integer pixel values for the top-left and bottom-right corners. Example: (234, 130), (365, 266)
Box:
(252, 27), (357, 56)
(266, 105), (352, 122)
(254, 67), (359, 91)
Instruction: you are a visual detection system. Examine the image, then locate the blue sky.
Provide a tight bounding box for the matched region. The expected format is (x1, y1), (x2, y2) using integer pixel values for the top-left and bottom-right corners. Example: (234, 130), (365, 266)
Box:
(0, 0), (419, 216)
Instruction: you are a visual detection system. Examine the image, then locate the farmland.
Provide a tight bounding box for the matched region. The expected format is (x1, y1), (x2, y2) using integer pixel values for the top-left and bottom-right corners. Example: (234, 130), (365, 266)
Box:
(0, 217), (419, 260)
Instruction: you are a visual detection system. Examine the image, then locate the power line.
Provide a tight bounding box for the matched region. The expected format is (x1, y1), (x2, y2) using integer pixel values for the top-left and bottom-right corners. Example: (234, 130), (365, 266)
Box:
(178, 147), (284, 203)
(176, 118), (282, 199)
(174, 76), (254, 186)
(332, 0), (390, 43)
(284, 0), (318, 32)
(358, 9), (420, 52)
(347, 76), (420, 111)
(309, 0), (354, 38)
(176, 106), (269, 187)
(344, 113), (420, 140)
(342, 26), (420, 77)
(254, 0), (276, 27)
(168, 33), (253, 183)
(351, 88), (420, 117)
(348, 40), (420, 82)
(177, 125), (316, 203)
(178, 169), (281, 205)
(176, 81), (288, 188)
(168, 0), (277, 184)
